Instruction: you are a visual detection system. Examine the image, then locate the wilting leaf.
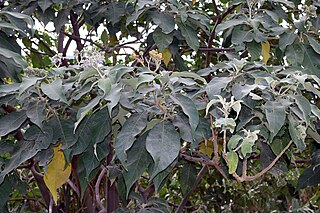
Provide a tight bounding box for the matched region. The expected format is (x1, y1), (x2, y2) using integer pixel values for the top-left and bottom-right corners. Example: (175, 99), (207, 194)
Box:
(162, 48), (172, 67)
(261, 41), (270, 64)
(44, 144), (71, 204)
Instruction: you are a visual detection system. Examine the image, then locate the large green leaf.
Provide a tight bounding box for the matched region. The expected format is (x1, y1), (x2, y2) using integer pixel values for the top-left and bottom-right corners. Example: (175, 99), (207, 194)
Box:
(279, 30), (297, 51)
(153, 28), (173, 52)
(264, 101), (286, 138)
(105, 2), (126, 25)
(123, 133), (152, 197)
(151, 160), (177, 192)
(307, 35), (320, 55)
(216, 19), (247, 33)
(54, 9), (69, 32)
(146, 121), (180, 178)
(171, 94), (199, 134)
(0, 110), (27, 137)
(206, 77), (232, 99)
(179, 162), (197, 196)
(151, 11), (175, 34)
(0, 47), (27, 81)
(70, 106), (111, 158)
(38, 0), (52, 13)
(81, 147), (100, 178)
(288, 114), (306, 152)
(177, 21), (199, 52)
(172, 113), (192, 143)
(75, 95), (103, 130)
(285, 44), (304, 65)
(296, 166), (320, 190)
(19, 77), (42, 95)
(301, 45), (320, 77)
(115, 112), (148, 167)
(41, 78), (68, 104)
(231, 29), (254, 45)
(0, 141), (38, 184)
(26, 101), (45, 129)
(24, 124), (53, 150)
(293, 95), (311, 124)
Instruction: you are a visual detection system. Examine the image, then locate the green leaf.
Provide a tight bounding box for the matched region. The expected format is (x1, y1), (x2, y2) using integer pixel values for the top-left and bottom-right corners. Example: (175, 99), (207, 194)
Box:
(307, 36), (320, 55)
(0, 47), (27, 81)
(151, 11), (175, 34)
(41, 78), (68, 104)
(153, 28), (173, 52)
(0, 141), (38, 184)
(241, 138), (255, 157)
(70, 107), (111, 158)
(98, 78), (112, 96)
(115, 112), (148, 167)
(75, 95), (102, 131)
(0, 110), (27, 137)
(285, 44), (304, 65)
(247, 42), (261, 61)
(19, 77), (42, 95)
(279, 30), (297, 51)
(38, 0), (52, 13)
(54, 9), (69, 33)
(264, 101), (286, 138)
(206, 77), (232, 99)
(293, 95), (311, 124)
(215, 118), (236, 133)
(228, 135), (242, 150)
(177, 21), (199, 52)
(172, 114), (193, 143)
(231, 30), (254, 45)
(261, 141), (288, 177)
(24, 124), (53, 150)
(26, 101), (45, 129)
(226, 151), (238, 174)
(104, 84), (122, 115)
(171, 94), (199, 133)
(108, 65), (134, 83)
(179, 162), (197, 196)
(81, 147), (100, 179)
(301, 45), (320, 77)
(146, 121), (180, 178)
(151, 160), (177, 192)
(123, 133), (152, 197)
(288, 114), (306, 152)
(105, 2), (126, 25)
(216, 19), (247, 33)
(296, 166), (320, 190)
(171, 71), (207, 85)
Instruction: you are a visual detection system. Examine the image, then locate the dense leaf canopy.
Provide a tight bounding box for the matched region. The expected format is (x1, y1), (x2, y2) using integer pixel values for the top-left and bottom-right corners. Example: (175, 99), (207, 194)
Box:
(1, 0), (320, 212)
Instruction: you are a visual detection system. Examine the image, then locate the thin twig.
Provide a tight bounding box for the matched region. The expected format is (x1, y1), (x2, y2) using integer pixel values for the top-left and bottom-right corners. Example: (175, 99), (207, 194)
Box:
(175, 166), (208, 213)
(95, 167), (107, 210)
(232, 140), (293, 182)
(67, 179), (80, 198)
(180, 153), (227, 179)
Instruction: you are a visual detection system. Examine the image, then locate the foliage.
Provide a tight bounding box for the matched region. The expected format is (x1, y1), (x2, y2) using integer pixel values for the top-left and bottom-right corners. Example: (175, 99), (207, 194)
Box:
(1, 0), (320, 212)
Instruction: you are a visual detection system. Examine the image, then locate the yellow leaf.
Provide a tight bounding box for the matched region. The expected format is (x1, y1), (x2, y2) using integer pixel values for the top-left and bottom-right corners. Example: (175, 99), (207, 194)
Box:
(44, 144), (72, 204)
(199, 139), (214, 156)
(192, 0), (197, 5)
(162, 48), (172, 67)
(261, 41), (270, 64)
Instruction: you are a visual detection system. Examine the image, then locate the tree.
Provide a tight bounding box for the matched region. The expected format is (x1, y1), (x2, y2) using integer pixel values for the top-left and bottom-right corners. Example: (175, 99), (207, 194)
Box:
(1, 0), (320, 212)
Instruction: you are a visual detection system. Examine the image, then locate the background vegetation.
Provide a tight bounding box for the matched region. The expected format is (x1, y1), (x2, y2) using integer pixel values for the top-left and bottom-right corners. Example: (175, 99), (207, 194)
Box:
(1, 0), (320, 212)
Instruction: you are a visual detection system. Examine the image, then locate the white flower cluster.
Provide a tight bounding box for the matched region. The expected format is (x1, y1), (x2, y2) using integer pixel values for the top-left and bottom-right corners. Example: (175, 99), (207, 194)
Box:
(50, 53), (64, 67)
(74, 49), (104, 69)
